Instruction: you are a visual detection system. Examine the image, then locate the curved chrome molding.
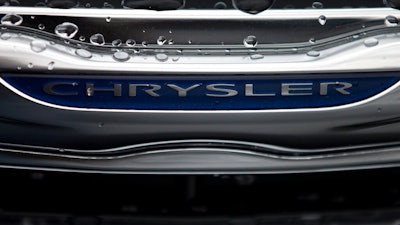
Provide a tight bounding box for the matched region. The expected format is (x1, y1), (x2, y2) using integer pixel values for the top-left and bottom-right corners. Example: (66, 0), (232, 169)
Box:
(2, 139), (400, 160)
(1, 76), (399, 113)
(0, 7), (397, 19)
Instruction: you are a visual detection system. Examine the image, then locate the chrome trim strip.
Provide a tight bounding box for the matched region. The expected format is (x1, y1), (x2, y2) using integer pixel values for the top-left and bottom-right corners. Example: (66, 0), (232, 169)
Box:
(3, 139), (400, 159)
(1, 77), (399, 113)
(2, 150), (400, 175)
(0, 7), (397, 19)
(2, 140), (400, 160)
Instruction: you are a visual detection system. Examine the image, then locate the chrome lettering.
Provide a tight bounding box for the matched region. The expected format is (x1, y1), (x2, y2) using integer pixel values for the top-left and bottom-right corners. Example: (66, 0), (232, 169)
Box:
(245, 84), (276, 97)
(129, 84), (161, 97)
(43, 82), (78, 96)
(281, 83), (313, 96)
(167, 84), (201, 97)
(320, 82), (352, 95)
(85, 83), (122, 97)
(206, 84), (238, 97)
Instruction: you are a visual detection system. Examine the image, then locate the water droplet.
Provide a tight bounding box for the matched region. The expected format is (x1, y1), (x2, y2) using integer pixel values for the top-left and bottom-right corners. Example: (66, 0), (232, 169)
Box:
(307, 50), (320, 57)
(188, 40), (192, 45)
(112, 39), (122, 47)
(106, 17), (111, 22)
(30, 40), (47, 53)
(169, 30), (172, 34)
(312, 1), (323, 9)
(172, 56), (180, 62)
(233, 0), (274, 14)
(309, 38), (316, 44)
(385, 15), (399, 27)
(157, 36), (167, 46)
(353, 34), (360, 39)
(27, 62), (34, 68)
(214, 1), (227, 9)
(363, 38), (379, 47)
(37, 24), (45, 31)
(85, 3), (91, 7)
(1, 14), (23, 26)
(168, 39), (174, 45)
(30, 16), (35, 20)
(55, 22), (78, 39)
(243, 35), (257, 48)
(142, 41), (148, 47)
(0, 33), (13, 40)
(155, 53), (168, 62)
(16, 66), (21, 70)
(79, 36), (85, 41)
(75, 49), (92, 58)
(90, 33), (105, 45)
(87, 87), (93, 96)
(126, 39), (136, 46)
(103, 2), (113, 8)
(47, 61), (55, 70)
(250, 54), (264, 60)
(113, 51), (130, 62)
(318, 15), (327, 25)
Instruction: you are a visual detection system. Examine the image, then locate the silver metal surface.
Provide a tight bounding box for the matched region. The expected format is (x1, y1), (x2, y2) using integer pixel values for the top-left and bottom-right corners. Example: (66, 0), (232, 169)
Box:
(2, 7), (400, 173)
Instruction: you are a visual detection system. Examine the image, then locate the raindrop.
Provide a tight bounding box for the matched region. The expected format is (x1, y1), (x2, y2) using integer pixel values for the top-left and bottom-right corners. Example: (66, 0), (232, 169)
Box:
(172, 56), (180, 62)
(85, 3), (91, 7)
(1, 14), (23, 26)
(243, 35), (257, 48)
(309, 38), (316, 44)
(0, 33), (13, 40)
(112, 39), (122, 47)
(318, 15), (327, 25)
(307, 50), (320, 57)
(385, 15), (399, 27)
(106, 17), (111, 23)
(155, 53), (168, 62)
(214, 1), (227, 9)
(47, 61), (55, 70)
(157, 36), (167, 45)
(363, 38), (379, 47)
(30, 40), (47, 53)
(87, 87), (93, 96)
(38, 23), (45, 30)
(142, 41), (148, 47)
(79, 36), (86, 41)
(312, 1), (323, 9)
(250, 54), (264, 60)
(103, 2), (113, 8)
(30, 16), (35, 20)
(16, 66), (21, 70)
(188, 40), (192, 45)
(90, 33), (105, 45)
(28, 63), (34, 68)
(113, 51), (130, 62)
(55, 22), (78, 39)
(233, 0), (274, 14)
(169, 30), (172, 34)
(126, 39), (136, 46)
(168, 39), (174, 45)
(75, 49), (92, 58)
